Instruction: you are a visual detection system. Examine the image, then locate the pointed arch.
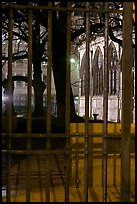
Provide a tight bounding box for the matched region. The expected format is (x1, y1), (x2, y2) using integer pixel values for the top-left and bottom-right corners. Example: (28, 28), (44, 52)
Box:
(108, 42), (119, 95)
(92, 46), (103, 96)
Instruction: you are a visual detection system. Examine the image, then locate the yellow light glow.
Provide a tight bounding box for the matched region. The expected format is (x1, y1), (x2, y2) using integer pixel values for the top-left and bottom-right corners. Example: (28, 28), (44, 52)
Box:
(133, 2), (135, 22)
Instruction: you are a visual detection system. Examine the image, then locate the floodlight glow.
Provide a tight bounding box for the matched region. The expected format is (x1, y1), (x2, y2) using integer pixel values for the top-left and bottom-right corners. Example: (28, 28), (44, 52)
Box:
(70, 58), (75, 63)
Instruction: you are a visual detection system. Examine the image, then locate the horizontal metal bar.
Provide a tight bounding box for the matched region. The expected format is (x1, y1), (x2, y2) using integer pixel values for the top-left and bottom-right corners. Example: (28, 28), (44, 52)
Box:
(1, 150), (74, 155)
(2, 149), (135, 155)
(2, 133), (68, 138)
(2, 4), (124, 14)
(2, 133), (135, 138)
(2, 149), (67, 155)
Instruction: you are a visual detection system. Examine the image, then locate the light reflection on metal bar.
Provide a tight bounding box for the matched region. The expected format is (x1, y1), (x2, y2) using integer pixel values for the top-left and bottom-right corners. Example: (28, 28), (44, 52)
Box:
(46, 2), (52, 202)
(120, 2), (132, 202)
(65, 2), (71, 202)
(102, 2), (109, 202)
(84, 2), (90, 202)
(26, 3), (33, 202)
(6, 3), (13, 202)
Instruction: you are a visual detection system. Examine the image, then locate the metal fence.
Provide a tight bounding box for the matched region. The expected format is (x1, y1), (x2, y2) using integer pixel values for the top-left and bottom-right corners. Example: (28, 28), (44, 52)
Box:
(2, 2), (134, 202)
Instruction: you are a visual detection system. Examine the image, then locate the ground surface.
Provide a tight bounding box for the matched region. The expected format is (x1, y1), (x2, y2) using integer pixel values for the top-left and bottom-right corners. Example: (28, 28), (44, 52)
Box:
(2, 153), (135, 202)
(2, 115), (135, 202)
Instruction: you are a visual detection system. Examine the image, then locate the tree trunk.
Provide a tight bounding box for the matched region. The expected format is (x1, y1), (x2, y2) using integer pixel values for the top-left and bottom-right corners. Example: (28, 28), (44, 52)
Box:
(32, 17), (46, 117)
(32, 62), (46, 116)
(32, 79), (46, 116)
(52, 13), (77, 122)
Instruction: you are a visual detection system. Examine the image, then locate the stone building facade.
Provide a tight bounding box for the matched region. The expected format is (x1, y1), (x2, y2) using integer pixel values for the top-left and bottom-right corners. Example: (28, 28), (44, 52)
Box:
(77, 36), (135, 122)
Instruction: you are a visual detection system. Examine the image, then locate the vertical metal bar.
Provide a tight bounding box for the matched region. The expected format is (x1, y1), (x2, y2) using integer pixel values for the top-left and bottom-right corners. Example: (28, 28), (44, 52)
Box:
(78, 52), (81, 115)
(6, 3), (13, 202)
(84, 2), (90, 202)
(131, 70), (134, 123)
(75, 134), (79, 187)
(65, 2), (71, 201)
(65, 2), (71, 202)
(90, 50), (93, 117)
(26, 3), (32, 202)
(113, 154), (116, 186)
(89, 49), (94, 188)
(117, 45), (121, 122)
(102, 2), (109, 202)
(110, 71), (112, 94)
(37, 155), (43, 202)
(120, 2), (132, 202)
(46, 2), (52, 202)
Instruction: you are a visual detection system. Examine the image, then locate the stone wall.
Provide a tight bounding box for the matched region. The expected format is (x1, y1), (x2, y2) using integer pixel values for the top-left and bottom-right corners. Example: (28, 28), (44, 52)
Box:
(78, 95), (135, 123)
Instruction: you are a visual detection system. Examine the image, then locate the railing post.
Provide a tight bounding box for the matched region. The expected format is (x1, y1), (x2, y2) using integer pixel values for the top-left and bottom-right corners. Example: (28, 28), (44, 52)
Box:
(6, 3), (13, 202)
(120, 2), (133, 202)
(84, 2), (90, 202)
(26, 3), (33, 202)
(65, 2), (71, 202)
(45, 2), (52, 202)
(102, 2), (109, 202)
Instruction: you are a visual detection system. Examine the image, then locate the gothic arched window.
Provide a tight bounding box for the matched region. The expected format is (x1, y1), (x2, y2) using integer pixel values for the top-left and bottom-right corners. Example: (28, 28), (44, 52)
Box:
(108, 42), (118, 95)
(80, 53), (86, 96)
(92, 46), (103, 96)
